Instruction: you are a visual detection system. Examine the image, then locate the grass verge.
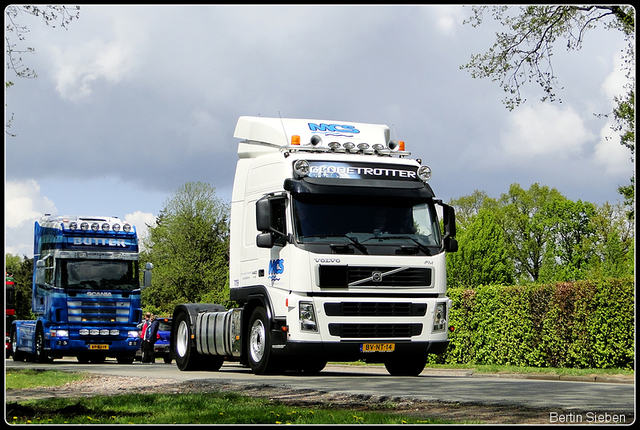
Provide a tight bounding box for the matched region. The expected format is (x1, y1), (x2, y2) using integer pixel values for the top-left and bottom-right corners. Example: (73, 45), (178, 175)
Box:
(7, 392), (456, 425)
(6, 369), (88, 390)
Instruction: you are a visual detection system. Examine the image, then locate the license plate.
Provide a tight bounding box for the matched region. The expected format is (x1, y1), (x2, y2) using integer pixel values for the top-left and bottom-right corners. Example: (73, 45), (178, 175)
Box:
(360, 343), (395, 353)
(89, 344), (109, 350)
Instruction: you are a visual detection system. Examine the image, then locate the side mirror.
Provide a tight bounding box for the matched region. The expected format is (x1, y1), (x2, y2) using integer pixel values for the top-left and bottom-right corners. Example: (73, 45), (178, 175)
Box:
(256, 198), (272, 233)
(35, 259), (46, 285)
(440, 203), (458, 253)
(142, 262), (153, 289)
(442, 204), (456, 239)
(256, 196), (287, 248)
(256, 233), (274, 248)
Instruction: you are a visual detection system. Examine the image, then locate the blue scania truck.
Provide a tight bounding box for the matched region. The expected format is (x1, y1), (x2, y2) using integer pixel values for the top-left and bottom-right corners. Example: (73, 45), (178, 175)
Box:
(10, 215), (152, 364)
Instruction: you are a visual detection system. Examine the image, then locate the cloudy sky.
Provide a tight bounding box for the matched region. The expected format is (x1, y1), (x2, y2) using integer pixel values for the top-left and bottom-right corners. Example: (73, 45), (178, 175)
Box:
(5, 5), (632, 258)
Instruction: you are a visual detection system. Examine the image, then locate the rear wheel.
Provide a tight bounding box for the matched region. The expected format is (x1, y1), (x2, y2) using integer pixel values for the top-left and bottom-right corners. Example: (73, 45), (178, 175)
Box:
(10, 329), (25, 362)
(174, 310), (206, 370)
(247, 307), (280, 375)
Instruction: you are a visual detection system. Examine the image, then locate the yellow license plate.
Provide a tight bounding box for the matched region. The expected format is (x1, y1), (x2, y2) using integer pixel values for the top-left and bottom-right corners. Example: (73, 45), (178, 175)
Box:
(89, 344), (109, 350)
(361, 343), (395, 352)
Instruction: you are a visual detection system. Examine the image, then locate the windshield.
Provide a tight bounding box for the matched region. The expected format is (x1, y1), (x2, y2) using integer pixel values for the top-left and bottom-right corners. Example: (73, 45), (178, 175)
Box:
(292, 195), (442, 253)
(57, 259), (139, 291)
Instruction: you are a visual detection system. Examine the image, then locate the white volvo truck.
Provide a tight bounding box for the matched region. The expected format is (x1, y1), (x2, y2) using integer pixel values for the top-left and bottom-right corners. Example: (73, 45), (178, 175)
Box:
(171, 116), (458, 376)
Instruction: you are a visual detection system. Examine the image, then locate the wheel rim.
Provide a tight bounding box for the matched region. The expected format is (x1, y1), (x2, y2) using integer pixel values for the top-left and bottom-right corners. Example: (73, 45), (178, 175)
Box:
(11, 332), (17, 354)
(176, 320), (189, 358)
(249, 319), (266, 363)
(36, 331), (44, 358)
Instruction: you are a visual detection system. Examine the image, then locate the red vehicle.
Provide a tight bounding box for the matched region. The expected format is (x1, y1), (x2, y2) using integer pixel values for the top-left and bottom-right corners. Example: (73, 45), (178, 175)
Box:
(6, 274), (16, 358)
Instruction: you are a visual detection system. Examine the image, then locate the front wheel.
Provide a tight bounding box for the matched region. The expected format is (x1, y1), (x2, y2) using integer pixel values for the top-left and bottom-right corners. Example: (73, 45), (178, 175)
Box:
(247, 307), (280, 375)
(384, 356), (427, 376)
(35, 327), (52, 363)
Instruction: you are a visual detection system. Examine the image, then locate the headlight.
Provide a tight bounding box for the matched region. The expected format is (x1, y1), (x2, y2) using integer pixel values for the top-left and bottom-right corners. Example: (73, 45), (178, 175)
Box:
(433, 302), (447, 332)
(293, 159), (310, 177)
(128, 331), (140, 338)
(299, 301), (318, 332)
(418, 165), (432, 183)
(51, 330), (69, 338)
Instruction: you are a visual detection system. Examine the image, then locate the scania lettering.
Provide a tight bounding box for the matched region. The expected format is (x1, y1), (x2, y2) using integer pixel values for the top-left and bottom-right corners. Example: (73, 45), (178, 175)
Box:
(171, 116), (457, 376)
(10, 215), (152, 364)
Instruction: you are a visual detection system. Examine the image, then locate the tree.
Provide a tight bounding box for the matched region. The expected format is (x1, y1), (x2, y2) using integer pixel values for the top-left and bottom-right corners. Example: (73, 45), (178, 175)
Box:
(141, 182), (230, 312)
(5, 253), (34, 320)
(495, 183), (565, 283)
(446, 208), (514, 288)
(5, 5), (80, 135)
(538, 199), (597, 282)
(461, 5), (634, 110)
(461, 6), (635, 206)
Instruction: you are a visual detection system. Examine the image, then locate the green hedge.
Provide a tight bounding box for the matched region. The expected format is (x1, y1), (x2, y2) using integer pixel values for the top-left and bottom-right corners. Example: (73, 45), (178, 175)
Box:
(431, 278), (634, 370)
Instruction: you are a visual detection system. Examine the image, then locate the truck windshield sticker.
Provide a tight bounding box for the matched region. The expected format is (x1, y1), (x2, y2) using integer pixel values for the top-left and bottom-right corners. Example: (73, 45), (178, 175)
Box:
(308, 161), (418, 181)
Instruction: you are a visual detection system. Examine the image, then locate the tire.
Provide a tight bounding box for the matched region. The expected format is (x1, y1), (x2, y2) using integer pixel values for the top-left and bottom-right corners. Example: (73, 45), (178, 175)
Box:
(35, 327), (52, 363)
(247, 307), (280, 375)
(384, 356), (427, 376)
(90, 355), (106, 364)
(117, 356), (135, 364)
(11, 329), (25, 362)
(174, 310), (203, 371)
(163, 356), (173, 364)
(302, 358), (327, 374)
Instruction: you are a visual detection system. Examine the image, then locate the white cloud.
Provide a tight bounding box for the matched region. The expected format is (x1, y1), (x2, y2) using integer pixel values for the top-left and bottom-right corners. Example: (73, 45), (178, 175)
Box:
(594, 120), (632, 176)
(47, 11), (149, 102)
(5, 180), (57, 257)
(499, 104), (594, 159)
(429, 5), (465, 36)
(601, 52), (628, 102)
(5, 180), (57, 228)
(125, 211), (157, 246)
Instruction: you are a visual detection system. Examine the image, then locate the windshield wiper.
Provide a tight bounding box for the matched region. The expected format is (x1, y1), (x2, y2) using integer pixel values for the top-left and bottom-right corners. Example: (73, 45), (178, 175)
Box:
(301, 234), (368, 254)
(364, 235), (433, 255)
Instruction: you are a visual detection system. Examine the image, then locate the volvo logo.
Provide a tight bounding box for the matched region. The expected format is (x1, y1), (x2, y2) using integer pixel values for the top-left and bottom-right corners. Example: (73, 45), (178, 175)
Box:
(371, 271), (383, 283)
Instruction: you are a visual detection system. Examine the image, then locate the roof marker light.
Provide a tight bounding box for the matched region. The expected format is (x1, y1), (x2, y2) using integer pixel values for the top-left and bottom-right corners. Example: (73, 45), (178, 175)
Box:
(399, 140), (405, 151)
(291, 135), (300, 145)
(310, 135), (322, 146)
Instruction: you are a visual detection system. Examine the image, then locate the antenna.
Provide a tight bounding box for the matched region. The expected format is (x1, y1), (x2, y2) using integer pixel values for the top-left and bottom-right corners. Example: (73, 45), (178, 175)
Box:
(278, 111), (289, 146)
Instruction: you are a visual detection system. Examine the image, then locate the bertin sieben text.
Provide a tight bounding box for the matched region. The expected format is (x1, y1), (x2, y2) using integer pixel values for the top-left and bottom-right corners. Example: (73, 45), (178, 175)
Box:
(549, 411), (627, 423)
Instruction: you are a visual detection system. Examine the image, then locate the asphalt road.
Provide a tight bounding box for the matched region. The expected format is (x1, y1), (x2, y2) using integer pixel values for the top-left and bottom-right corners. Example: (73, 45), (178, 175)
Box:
(6, 358), (634, 417)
